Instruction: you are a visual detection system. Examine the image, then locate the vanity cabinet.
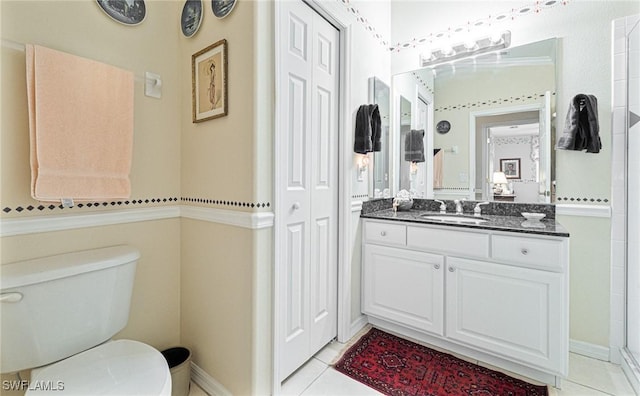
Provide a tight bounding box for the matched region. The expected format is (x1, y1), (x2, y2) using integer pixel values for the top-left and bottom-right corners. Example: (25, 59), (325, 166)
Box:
(446, 256), (565, 374)
(363, 244), (444, 335)
(362, 219), (569, 383)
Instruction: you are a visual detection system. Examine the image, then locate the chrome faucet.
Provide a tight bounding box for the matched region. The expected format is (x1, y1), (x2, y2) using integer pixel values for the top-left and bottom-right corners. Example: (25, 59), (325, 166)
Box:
(474, 201), (490, 216)
(433, 199), (447, 214)
(454, 200), (463, 215)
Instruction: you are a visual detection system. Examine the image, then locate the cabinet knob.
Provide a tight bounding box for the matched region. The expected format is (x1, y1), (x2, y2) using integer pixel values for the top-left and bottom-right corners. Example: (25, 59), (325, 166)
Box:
(292, 202), (301, 210)
(448, 266), (455, 272)
(521, 248), (529, 255)
(380, 231), (386, 236)
(434, 264), (440, 270)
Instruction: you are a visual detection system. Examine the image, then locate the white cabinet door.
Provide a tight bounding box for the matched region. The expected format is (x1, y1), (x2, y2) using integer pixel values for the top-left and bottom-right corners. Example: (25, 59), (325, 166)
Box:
(364, 245), (444, 335)
(446, 256), (566, 374)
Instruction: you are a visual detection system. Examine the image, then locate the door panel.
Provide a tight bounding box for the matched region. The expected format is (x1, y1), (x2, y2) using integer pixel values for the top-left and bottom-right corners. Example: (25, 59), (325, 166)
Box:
(285, 223), (306, 343)
(288, 76), (307, 188)
(278, 0), (339, 381)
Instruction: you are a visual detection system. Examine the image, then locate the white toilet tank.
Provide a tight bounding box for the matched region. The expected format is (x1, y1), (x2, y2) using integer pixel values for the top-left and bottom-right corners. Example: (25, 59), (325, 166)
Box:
(0, 246), (140, 374)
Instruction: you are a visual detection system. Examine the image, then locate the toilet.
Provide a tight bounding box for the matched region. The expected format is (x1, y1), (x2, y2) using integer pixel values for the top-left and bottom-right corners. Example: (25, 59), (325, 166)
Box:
(0, 246), (171, 395)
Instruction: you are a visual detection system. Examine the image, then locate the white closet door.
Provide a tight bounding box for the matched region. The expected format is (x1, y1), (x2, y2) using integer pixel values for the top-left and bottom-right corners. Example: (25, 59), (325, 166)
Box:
(277, 0), (339, 381)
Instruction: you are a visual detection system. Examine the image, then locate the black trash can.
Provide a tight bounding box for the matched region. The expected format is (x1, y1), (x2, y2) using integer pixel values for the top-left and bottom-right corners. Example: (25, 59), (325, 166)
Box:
(161, 347), (192, 396)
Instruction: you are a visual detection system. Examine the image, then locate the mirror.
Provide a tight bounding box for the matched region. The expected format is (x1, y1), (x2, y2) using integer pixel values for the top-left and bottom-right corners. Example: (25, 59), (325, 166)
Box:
(389, 38), (557, 203)
(368, 77), (391, 198)
(398, 96), (412, 192)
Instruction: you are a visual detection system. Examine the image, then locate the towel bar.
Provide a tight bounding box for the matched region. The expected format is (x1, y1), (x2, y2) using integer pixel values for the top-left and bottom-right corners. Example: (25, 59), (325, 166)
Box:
(2, 38), (152, 85)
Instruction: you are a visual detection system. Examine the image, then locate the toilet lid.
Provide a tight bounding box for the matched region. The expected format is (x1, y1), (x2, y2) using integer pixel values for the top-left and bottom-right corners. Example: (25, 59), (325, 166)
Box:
(28, 340), (171, 396)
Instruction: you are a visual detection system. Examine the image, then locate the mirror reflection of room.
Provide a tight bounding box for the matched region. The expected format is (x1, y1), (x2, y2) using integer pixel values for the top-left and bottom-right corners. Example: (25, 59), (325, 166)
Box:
(369, 77), (391, 198)
(387, 38), (556, 203)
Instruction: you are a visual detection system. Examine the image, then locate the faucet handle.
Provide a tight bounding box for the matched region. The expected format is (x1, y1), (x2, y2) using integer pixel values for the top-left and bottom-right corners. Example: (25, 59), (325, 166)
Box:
(474, 201), (490, 216)
(433, 199), (447, 213)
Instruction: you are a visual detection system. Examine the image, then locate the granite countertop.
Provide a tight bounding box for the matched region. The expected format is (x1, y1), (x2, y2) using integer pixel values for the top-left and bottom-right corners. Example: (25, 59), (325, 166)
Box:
(361, 208), (570, 237)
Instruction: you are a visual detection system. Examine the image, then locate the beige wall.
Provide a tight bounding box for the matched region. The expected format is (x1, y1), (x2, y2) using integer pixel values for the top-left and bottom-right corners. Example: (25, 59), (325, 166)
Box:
(180, 219), (254, 395)
(0, 0), (182, 365)
(180, 0), (260, 208)
(1, 0), (182, 213)
(1, 219), (182, 349)
(1, 1), (272, 394)
(179, 1), (272, 394)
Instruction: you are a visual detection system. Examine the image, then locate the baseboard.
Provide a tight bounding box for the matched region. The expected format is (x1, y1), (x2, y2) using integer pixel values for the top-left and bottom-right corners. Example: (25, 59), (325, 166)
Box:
(569, 339), (610, 361)
(349, 314), (369, 340)
(191, 363), (232, 396)
(621, 349), (640, 395)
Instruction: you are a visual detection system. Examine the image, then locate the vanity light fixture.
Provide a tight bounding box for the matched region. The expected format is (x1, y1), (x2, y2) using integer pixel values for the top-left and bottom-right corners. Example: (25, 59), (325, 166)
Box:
(420, 31), (511, 67)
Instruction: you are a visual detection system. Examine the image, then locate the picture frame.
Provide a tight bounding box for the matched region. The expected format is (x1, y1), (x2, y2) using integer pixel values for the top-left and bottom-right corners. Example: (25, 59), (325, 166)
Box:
(192, 39), (228, 122)
(500, 158), (521, 179)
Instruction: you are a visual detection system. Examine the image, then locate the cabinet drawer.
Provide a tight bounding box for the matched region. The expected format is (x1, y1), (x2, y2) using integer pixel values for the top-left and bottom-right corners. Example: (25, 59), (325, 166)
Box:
(492, 235), (565, 271)
(365, 221), (407, 246)
(407, 226), (489, 258)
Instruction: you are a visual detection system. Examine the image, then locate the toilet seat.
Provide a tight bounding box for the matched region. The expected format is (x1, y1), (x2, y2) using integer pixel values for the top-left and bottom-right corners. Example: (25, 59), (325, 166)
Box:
(27, 339), (171, 395)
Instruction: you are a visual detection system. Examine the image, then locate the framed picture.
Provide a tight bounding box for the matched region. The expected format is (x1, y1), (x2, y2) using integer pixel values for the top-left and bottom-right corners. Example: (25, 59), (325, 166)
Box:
(181, 0), (203, 38)
(192, 39), (228, 122)
(211, 0), (236, 19)
(96, 0), (146, 25)
(500, 158), (521, 179)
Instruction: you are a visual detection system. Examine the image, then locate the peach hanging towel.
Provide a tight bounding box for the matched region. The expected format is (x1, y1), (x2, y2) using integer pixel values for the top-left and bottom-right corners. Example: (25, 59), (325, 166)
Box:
(26, 44), (133, 203)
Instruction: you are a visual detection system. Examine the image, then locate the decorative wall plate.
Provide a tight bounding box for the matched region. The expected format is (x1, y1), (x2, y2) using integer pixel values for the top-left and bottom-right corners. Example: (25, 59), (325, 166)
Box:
(436, 120), (451, 134)
(96, 0), (146, 26)
(181, 0), (203, 38)
(211, 0), (236, 19)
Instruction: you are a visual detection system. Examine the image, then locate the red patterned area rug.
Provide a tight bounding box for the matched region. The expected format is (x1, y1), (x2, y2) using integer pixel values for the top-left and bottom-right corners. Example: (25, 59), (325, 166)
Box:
(334, 328), (548, 396)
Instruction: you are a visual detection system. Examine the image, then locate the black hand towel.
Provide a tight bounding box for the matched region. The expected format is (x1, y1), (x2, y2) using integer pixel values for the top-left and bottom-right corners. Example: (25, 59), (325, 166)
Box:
(404, 129), (425, 162)
(353, 104), (381, 154)
(557, 94), (601, 153)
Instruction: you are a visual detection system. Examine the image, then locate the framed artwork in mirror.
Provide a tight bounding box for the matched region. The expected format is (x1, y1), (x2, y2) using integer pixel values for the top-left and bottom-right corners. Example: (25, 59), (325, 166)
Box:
(192, 39), (228, 122)
(500, 158), (521, 179)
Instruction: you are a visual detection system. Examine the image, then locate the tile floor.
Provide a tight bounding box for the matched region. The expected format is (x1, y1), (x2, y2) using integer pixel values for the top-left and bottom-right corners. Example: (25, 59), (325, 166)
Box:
(188, 332), (638, 396)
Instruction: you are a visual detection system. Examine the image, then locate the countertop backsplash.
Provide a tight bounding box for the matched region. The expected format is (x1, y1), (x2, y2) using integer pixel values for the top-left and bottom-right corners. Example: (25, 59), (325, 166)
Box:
(361, 198), (556, 220)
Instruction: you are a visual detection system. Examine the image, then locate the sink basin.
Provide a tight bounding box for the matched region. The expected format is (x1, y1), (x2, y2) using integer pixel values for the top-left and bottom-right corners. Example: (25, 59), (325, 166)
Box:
(420, 213), (488, 224)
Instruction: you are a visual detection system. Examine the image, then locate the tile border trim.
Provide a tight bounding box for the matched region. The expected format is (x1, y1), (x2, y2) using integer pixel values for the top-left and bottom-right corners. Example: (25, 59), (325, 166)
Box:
(2, 197), (179, 214)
